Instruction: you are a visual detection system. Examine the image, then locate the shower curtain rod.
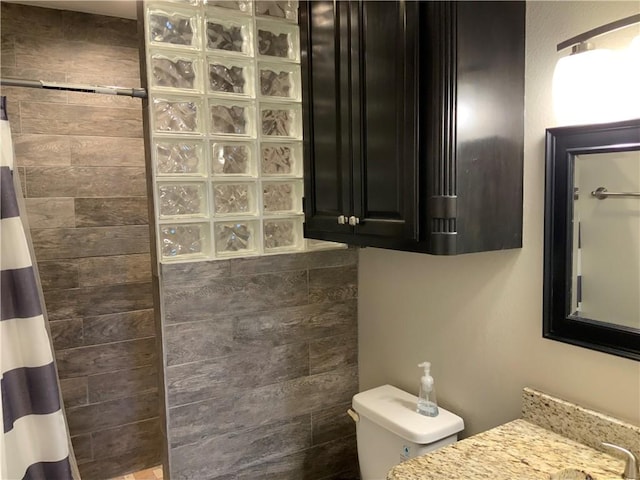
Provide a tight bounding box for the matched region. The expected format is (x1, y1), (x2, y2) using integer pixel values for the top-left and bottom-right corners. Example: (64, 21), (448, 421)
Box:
(0, 77), (147, 99)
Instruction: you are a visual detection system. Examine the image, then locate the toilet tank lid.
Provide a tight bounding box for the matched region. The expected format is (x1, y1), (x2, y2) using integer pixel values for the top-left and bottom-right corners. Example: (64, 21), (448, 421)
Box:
(352, 384), (464, 444)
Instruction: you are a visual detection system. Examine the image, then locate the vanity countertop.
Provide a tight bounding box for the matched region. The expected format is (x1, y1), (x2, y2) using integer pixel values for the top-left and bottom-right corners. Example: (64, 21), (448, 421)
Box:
(386, 418), (623, 480)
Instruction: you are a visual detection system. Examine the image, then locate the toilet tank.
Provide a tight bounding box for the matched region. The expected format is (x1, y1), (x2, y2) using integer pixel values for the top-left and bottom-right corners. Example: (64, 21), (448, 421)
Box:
(352, 385), (464, 480)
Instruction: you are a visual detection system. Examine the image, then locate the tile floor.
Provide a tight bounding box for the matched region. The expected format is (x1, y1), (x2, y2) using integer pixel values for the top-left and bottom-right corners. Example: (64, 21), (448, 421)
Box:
(109, 466), (163, 480)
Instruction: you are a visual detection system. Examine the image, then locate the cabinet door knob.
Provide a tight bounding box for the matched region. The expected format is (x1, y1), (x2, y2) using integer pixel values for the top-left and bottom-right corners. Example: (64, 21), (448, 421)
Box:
(337, 215), (346, 225)
(348, 216), (360, 226)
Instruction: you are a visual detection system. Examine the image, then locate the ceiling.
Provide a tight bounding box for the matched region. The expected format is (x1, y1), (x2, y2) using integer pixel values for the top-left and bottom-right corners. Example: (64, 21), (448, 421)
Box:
(5, 0), (137, 19)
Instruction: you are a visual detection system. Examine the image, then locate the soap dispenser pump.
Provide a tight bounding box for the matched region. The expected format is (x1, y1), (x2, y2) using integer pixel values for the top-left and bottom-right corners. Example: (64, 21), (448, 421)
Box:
(417, 362), (439, 417)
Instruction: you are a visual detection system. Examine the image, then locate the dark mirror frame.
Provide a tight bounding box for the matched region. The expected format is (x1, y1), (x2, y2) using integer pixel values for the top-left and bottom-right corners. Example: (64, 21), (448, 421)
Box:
(544, 118), (640, 361)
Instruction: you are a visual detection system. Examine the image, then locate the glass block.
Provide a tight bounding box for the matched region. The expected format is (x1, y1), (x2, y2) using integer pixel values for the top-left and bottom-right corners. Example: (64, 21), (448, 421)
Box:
(153, 96), (202, 133)
(305, 238), (347, 250)
(160, 223), (209, 259)
(204, 11), (254, 56)
(211, 141), (255, 175)
(158, 182), (207, 218)
(209, 99), (255, 136)
(258, 62), (301, 101)
(207, 56), (255, 97)
(205, 0), (251, 13)
(214, 220), (258, 254)
(148, 8), (200, 49)
(262, 180), (302, 214)
(260, 142), (302, 176)
(263, 217), (302, 251)
(155, 139), (205, 176)
(213, 182), (256, 215)
(255, 1), (298, 21)
(150, 51), (202, 92)
(166, 0), (200, 5)
(260, 104), (302, 138)
(256, 20), (299, 62)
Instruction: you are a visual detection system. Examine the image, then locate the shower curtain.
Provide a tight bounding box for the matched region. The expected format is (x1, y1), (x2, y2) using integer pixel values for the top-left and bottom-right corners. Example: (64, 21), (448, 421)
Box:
(0, 96), (78, 479)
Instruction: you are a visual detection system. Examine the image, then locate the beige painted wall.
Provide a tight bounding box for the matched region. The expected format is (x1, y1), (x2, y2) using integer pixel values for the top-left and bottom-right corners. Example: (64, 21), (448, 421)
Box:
(358, 1), (640, 438)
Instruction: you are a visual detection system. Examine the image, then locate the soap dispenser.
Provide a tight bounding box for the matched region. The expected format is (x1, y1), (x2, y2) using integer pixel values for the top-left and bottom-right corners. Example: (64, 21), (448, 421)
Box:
(416, 362), (439, 417)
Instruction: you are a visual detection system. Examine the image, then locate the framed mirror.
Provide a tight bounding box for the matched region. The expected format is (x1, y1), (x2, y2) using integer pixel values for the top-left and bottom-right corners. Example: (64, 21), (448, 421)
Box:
(544, 118), (640, 361)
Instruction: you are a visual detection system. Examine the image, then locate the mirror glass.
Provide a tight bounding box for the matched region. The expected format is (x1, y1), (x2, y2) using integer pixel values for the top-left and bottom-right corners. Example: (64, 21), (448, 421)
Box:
(571, 150), (640, 330)
(544, 119), (640, 361)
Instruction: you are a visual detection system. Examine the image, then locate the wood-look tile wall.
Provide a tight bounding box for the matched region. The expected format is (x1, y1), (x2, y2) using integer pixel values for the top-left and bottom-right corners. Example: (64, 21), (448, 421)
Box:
(160, 249), (360, 480)
(1, 4), (161, 478)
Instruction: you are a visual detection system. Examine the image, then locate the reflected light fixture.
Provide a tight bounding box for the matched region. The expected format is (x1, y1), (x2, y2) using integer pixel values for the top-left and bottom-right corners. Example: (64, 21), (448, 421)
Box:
(553, 14), (640, 126)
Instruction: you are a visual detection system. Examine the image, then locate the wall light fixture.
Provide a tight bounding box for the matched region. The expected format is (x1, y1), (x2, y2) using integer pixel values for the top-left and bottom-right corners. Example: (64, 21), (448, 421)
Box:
(553, 14), (640, 126)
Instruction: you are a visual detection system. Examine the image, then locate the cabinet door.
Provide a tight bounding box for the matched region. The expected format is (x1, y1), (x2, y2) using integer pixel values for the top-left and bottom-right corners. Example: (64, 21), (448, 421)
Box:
(301, 0), (420, 246)
(351, 0), (419, 243)
(301, 1), (353, 238)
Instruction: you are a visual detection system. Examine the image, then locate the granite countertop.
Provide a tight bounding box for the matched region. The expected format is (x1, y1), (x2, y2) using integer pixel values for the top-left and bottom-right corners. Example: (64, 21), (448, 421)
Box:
(387, 419), (624, 480)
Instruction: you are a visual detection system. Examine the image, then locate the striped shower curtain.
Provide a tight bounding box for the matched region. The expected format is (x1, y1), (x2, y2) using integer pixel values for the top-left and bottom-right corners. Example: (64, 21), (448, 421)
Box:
(0, 97), (78, 479)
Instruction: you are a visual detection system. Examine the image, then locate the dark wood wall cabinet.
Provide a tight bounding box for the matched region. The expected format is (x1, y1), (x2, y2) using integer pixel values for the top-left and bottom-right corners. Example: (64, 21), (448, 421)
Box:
(300, 1), (525, 254)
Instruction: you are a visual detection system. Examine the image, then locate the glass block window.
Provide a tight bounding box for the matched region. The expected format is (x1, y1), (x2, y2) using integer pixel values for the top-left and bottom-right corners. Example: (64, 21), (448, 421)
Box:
(145, 0), (340, 262)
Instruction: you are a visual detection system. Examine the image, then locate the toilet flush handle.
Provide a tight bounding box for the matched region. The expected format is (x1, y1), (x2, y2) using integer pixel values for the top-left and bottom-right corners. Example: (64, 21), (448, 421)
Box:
(347, 408), (360, 423)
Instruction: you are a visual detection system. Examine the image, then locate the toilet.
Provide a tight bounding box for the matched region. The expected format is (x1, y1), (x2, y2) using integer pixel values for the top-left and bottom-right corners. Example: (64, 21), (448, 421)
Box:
(349, 384), (464, 480)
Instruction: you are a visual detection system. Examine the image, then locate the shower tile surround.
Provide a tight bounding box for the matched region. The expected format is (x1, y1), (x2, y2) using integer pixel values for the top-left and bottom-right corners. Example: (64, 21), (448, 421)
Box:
(159, 248), (359, 479)
(1, 3), (161, 478)
(143, 0), (330, 262)
(3, 3), (359, 480)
